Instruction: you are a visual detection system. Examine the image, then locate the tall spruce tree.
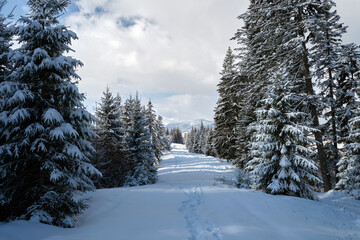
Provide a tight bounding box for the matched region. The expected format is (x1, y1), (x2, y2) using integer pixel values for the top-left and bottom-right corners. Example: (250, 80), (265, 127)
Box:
(233, 0), (277, 169)
(203, 128), (217, 157)
(186, 128), (197, 153)
(145, 100), (162, 164)
(0, 0), (12, 83)
(93, 87), (127, 188)
(185, 128), (195, 152)
(170, 127), (184, 144)
(309, 1), (360, 185)
(214, 47), (240, 162)
(124, 94), (157, 186)
(247, 72), (321, 200)
(236, 0), (348, 191)
(336, 107), (360, 199)
(156, 115), (171, 151)
(0, 0), (100, 227)
(335, 44), (360, 145)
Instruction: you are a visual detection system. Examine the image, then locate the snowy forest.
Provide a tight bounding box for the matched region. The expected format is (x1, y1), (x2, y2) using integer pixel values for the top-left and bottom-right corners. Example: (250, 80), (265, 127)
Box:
(205, 0), (360, 201)
(0, 0), (172, 228)
(0, 0), (360, 234)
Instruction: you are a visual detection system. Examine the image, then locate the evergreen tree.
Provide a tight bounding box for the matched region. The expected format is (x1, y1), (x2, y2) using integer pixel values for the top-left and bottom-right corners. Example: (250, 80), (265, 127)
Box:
(203, 128), (217, 157)
(93, 87), (127, 188)
(213, 47), (240, 162)
(233, 0), (274, 168)
(170, 127), (184, 144)
(124, 94), (157, 186)
(186, 128), (196, 153)
(336, 107), (360, 199)
(145, 100), (162, 163)
(0, 0), (100, 227)
(185, 126), (212, 155)
(156, 115), (171, 151)
(0, 0), (13, 83)
(335, 44), (360, 145)
(309, 1), (360, 184)
(247, 73), (321, 200)
(236, 0), (348, 191)
(185, 128), (194, 152)
(233, 73), (253, 168)
(197, 122), (206, 154)
(192, 129), (201, 154)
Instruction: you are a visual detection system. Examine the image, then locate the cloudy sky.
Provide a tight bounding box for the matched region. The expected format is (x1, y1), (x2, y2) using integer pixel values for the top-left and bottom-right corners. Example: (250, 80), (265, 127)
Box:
(4, 0), (360, 124)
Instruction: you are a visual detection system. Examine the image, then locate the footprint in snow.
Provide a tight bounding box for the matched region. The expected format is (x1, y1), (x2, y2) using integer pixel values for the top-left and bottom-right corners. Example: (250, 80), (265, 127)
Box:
(180, 186), (223, 240)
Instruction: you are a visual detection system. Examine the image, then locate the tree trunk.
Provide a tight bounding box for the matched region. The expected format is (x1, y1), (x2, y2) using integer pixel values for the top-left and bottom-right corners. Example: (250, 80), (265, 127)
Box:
(302, 42), (332, 191)
(295, 7), (332, 191)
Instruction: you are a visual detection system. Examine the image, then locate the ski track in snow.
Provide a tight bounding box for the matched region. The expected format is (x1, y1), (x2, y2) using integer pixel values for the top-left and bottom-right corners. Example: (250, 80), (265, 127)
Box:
(179, 186), (223, 240)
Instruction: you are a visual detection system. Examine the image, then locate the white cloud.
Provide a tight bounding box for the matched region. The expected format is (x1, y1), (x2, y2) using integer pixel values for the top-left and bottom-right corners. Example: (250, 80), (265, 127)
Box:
(154, 94), (217, 124)
(64, 0), (360, 123)
(64, 0), (247, 123)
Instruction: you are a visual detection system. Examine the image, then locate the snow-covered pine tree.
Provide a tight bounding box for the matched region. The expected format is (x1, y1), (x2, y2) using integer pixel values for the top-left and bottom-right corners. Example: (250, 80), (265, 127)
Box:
(333, 45), (360, 190)
(232, 73), (253, 168)
(0, 0), (100, 227)
(203, 128), (217, 157)
(186, 128), (196, 153)
(114, 92), (126, 142)
(185, 128), (194, 152)
(335, 44), (360, 145)
(145, 100), (162, 164)
(93, 87), (127, 188)
(0, 0), (12, 83)
(193, 129), (202, 154)
(170, 127), (184, 144)
(237, 0), (342, 191)
(196, 121), (206, 154)
(247, 72), (321, 200)
(233, 0), (275, 168)
(309, 1), (360, 184)
(214, 47), (240, 162)
(124, 94), (157, 186)
(156, 115), (171, 151)
(336, 107), (360, 199)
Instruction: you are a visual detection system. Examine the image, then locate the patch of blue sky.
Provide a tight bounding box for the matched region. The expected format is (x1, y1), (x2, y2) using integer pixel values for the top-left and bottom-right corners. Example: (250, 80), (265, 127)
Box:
(2, 0), (26, 20)
(116, 16), (140, 28)
(81, 6), (110, 19)
(61, 2), (80, 19)
(2, 1), (79, 24)
(66, 3), (80, 14)
(94, 6), (107, 15)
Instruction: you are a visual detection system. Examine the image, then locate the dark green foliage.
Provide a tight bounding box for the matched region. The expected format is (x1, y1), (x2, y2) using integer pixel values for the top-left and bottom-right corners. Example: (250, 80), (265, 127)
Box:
(186, 126), (216, 157)
(123, 94), (157, 186)
(92, 87), (128, 188)
(170, 127), (184, 144)
(0, 0), (13, 83)
(0, 0), (100, 227)
(247, 73), (321, 200)
(145, 100), (170, 163)
(213, 47), (240, 162)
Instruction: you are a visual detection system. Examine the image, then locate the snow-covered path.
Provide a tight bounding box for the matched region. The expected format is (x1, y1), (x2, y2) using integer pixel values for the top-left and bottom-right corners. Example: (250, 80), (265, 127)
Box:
(1, 144), (360, 240)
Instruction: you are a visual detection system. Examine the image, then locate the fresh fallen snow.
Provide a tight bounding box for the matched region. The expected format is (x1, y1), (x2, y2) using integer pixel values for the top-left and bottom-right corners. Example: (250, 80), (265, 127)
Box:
(1, 144), (360, 240)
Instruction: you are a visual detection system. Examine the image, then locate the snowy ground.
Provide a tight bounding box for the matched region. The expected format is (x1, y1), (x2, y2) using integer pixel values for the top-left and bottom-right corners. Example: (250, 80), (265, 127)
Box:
(1, 144), (360, 240)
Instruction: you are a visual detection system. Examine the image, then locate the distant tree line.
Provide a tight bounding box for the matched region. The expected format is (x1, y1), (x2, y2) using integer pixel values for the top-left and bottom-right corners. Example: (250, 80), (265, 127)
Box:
(211, 0), (360, 200)
(185, 122), (216, 157)
(92, 88), (171, 188)
(168, 127), (184, 144)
